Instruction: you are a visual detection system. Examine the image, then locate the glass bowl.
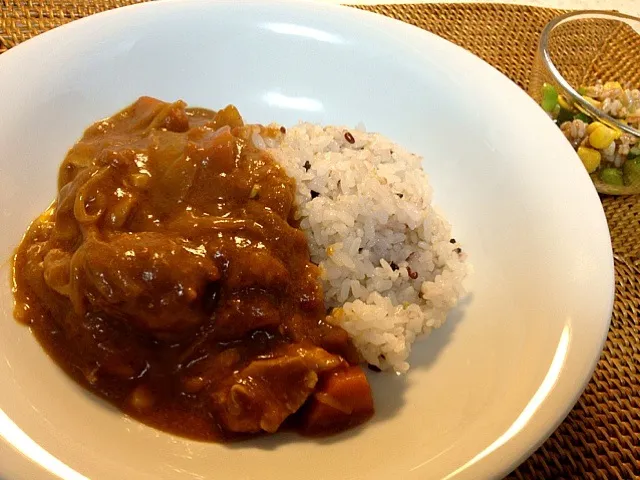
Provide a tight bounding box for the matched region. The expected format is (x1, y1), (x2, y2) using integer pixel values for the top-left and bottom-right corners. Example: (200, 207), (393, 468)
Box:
(529, 11), (640, 195)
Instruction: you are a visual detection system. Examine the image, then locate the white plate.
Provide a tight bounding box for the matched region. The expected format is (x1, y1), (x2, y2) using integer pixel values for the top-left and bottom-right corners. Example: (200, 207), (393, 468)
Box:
(0, 1), (614, 479)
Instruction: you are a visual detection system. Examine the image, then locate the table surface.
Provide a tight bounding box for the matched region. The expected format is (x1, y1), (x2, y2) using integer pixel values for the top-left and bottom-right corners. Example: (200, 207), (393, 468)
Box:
(326, 0), (640, 16)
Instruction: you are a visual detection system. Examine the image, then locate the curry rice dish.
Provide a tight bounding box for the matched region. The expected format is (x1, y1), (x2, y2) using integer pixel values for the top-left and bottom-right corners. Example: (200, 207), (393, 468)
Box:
(12, 97), (468, 441)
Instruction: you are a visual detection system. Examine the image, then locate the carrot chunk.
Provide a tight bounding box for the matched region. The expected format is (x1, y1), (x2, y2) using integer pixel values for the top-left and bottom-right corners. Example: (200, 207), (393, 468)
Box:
(301, 366), (374, 435)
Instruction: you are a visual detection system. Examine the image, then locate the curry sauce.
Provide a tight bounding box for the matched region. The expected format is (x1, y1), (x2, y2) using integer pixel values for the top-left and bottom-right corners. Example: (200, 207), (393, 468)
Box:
(12, 97), (373, 441)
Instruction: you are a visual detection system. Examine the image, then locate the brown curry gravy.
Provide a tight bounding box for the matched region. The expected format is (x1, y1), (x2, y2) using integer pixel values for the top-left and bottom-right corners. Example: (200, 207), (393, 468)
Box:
(12, 97), (373, 441)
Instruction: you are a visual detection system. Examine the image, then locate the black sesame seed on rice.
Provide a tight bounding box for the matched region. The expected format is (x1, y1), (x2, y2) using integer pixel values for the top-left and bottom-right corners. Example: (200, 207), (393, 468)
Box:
(310, 190), (320, 199)
(303, 160), (311, 171)
(390, 262), (399, 271)
(279, 125), (286, 134)
(367, 364), (382, 372)
(344, 131), (355, 144)
(450, 238), (456, 244)
(407, 267), (418, 279)
(454, 247), (462, 254)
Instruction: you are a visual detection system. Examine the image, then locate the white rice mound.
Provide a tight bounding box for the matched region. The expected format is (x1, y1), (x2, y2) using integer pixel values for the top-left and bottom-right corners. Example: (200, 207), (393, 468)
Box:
(264, 124), (469, 373)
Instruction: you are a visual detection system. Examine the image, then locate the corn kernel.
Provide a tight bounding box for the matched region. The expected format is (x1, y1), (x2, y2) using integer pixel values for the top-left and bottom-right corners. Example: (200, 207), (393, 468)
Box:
(577, 146), (601, 173)
(586, 121), (621, 140)
(603, 81), (622, 91)
(557, 95), (573, 111)
(586, 121), (605, 134)
(583, 96), (602, 109)
(589, 125), (617, 149)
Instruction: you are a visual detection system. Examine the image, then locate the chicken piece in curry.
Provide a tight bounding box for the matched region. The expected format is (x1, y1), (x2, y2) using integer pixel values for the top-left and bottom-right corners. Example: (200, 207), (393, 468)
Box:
(12, 97), (374, 440)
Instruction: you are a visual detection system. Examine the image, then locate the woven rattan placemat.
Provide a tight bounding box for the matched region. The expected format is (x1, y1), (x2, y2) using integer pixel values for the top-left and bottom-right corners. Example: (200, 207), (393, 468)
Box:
(1, 2), (638, 479)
